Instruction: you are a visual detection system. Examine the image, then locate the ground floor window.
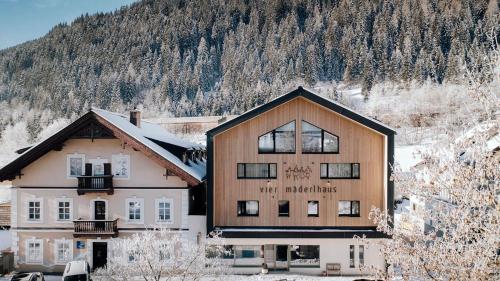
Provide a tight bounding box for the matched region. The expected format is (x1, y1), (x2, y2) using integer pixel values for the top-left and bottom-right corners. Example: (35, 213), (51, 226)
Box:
(278, 200), (289, 217)
(55, 239), (73, 264)
(233, 245), (262, 267)
(290, 245), (320, 267)
(237, 200), (259, 216)
(359, 245), (364, 266)
(338, 200), (360, 217)
(307, 200), (319, 217)
(26, 239), (43, 264)
(349, 245), (355, 268)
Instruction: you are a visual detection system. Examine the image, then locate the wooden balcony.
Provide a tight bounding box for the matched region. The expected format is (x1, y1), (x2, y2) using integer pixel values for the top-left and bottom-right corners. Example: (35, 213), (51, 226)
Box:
(73, 219), (119, 238)
(77, 175), (114, 195)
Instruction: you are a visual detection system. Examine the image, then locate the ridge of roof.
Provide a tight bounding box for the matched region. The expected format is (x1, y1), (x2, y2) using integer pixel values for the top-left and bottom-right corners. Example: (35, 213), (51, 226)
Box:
(206, 86), (396, 136)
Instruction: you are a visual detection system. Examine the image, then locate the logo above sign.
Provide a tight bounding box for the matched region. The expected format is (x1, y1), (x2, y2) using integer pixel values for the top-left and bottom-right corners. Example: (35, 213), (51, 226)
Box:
(285, 165), (312, 180)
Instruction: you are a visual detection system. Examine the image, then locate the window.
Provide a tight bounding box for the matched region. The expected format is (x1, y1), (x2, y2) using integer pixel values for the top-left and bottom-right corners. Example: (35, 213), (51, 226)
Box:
(307, 201), (319, 217)
(258, 121), (296, 153)
(89, 158), (108, 176)
(54, 239), (73, 264)
(233, 245), (262, 267)
(67, 154), (85, 178)
(301, 121), (339, 153)
(56, 198), (72, 221)
(126, 198), (144, 224)
(155, 198), (173, 224)
(27, 199), (42, 222)
(359, 245), (364, 266)
(26, 239), (43, 264)
(112, 154), (130, 179)
(290, 245), (320, 267)
(338, 201), (360, 217)
(349, 245), (355, 268)
(278, 200), (289, 217)
(159, 244), (171, 261)
(320, 163), (360, 179)
(237, 201), (259, 216)
(237, 163), (277, 179)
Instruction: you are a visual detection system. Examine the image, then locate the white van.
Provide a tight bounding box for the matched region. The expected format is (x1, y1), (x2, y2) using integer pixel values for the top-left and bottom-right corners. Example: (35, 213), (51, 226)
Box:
(62, 260), (91, 281)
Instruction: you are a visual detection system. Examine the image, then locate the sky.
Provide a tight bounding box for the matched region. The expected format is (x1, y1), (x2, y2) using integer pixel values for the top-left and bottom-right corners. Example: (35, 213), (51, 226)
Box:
(0, 0), (138, 50)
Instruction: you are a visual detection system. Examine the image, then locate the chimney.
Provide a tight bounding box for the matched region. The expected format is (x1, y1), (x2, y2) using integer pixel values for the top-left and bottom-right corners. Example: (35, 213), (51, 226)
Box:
(130, 109), (141, 128)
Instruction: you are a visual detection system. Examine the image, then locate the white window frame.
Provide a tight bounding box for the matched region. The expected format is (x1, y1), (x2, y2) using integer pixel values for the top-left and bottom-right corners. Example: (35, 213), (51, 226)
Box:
(155, 198), (173, 224)
(125, 198), (144, 224)
(54, 239), (73, 265)
(25, 238), (43, 264)
(26, 198), (43, 223)
(55, 198), (73, 223)
(112, 154), (130, 180)
(67, 153), (85, 179)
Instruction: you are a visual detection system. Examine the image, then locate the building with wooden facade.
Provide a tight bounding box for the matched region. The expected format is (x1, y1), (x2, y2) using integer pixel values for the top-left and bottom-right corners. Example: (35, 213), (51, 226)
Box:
(0, 109), (207, 272)
(206, 87), (395, 275)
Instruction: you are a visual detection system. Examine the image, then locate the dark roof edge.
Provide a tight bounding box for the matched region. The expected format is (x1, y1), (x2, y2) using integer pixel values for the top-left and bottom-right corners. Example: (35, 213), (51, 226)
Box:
(206, 86), (396, 137)
(0, 112), (95, 181)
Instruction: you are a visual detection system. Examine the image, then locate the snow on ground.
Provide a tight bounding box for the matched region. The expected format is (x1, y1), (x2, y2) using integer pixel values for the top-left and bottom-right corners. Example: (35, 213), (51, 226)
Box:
(394, 145), (425, 173)
(195, 275), (375, 281)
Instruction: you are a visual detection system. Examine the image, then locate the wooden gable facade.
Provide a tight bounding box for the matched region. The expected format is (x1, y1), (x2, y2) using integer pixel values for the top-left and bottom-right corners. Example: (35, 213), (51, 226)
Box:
(206, 87), (395, 238)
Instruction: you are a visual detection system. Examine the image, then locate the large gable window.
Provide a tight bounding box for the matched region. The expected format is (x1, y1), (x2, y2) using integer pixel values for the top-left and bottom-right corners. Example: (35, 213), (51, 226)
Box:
(301, 121), (338, 153)
(258, 121), (296, 153)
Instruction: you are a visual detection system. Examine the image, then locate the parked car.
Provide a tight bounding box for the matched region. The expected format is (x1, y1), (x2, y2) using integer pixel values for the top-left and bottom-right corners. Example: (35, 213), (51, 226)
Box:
(10, 272), (44, 281)
(62, 261), (91, 281)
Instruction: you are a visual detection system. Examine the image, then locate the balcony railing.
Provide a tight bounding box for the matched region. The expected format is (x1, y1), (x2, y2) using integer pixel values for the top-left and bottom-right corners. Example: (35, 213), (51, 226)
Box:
(77, 175), (114, 195)
(73, 219), (119, 238)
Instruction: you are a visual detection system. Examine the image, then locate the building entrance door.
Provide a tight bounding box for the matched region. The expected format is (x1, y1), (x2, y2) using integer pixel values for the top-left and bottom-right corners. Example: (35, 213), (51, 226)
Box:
(92, 242), (107, 270)
(264, 244), (289, 271)
(275, 245), (289, 270)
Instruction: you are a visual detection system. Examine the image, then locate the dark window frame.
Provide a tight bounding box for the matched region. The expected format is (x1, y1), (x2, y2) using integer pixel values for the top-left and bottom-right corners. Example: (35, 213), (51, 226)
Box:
(237, 163), (277, 179)
(338, 200), (361, 217)
(278, 200), (290, 217)
(237, 200), (260, 217)
(320, 163), (360, 179)
(307, 200), (319, 217)
(258, 121), (296, 154)
(301, 120), (339, 154)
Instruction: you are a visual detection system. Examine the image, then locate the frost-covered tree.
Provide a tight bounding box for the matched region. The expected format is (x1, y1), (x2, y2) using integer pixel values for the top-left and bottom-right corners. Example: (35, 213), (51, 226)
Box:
(364, 43), (500, 281)
(93, 229), (230, 281)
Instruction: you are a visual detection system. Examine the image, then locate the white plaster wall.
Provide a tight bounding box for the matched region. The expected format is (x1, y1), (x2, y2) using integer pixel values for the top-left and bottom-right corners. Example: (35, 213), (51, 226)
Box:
(223, 237), (385, 276)
(12, 139), (187, 188)
(0, 230), (11, 250)
(15, 188), (186, 229)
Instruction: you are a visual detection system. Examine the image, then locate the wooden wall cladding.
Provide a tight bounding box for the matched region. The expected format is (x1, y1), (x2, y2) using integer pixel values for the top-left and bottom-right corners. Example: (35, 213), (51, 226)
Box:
(213, 97), (386, 227)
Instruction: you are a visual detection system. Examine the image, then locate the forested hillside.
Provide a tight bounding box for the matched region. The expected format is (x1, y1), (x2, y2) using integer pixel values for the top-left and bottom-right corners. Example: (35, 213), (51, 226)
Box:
(0, 0), (498, 128)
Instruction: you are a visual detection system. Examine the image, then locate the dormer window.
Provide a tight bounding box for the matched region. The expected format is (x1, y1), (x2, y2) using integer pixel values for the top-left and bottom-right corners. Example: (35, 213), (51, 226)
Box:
(258, 121), (296, 153)
(301, 121), (339, 153)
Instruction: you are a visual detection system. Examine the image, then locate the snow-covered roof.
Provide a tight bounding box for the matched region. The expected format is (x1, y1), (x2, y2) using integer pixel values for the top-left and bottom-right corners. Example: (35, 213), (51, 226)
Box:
(0, 108), (206, 183)
(92, 108), (203, 149)
(91, 108), (206, 181)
